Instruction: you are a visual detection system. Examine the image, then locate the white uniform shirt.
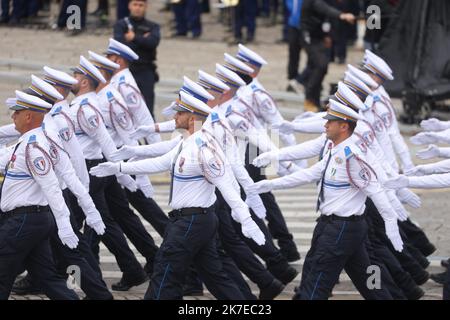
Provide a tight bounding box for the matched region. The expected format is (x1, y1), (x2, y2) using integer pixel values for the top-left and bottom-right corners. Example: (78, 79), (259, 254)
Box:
(269, 137), (396, 220)
(69, 92), (118, 161)
(0, 127), (71, 225)
(119, 131), (249, 217)
(110, 68), (160, 144)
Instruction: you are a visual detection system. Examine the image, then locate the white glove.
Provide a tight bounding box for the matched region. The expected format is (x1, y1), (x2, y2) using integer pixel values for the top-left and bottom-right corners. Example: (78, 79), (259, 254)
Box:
(294, 111), (316, 121)
(116, 174), (138, 192)
(272, 120), (295, 134)
(86, 217), (106, 235)
(247, 180), (274, 195)
(56, 220), (79, 249)
(420, 118), (449, 132)
(245, 193), (266, 219)
(384, 175), (409, 189)
(410, 132), (438, 145)
(129, 125), (156, 140)
(394, 204), (409, 222)
(404, 165), (427, 176)
(396, 188), (421, 208)
(136, 175), (154, 198)
(241, 217), (266, 246)
(416, 144), (440, 160)
(252, 151), (277, 168)
(89, 162), (120, 177)
(385, 220), (404, 252)
(110, 146), (139, 162)
(231, 210), (241, 223)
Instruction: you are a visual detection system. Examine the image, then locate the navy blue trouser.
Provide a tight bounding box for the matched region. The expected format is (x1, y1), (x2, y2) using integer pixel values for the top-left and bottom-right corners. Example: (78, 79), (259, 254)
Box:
(245, 146), (299, 258)
(47, 189), (113, 300)
(116, 0), (129, 20)
(125, 189), (168, 237)
(365, 199), (428, 285)
(234, 0), (257, 39)
(58, 0), (87, 29)
(0, 210), (79, 300)
(214, 191), (276, 290)
(216, 191), (293, 281)
(444, 267), (450, 300)
(399, 219), (435, 257)
(78, 160), (145, 281)
(88, 176), (159, 269)
(144, 208), (245, 300)
(296, 215), (392, 300)
(130, 67), (156, 117)
(172, 0), (202, 37)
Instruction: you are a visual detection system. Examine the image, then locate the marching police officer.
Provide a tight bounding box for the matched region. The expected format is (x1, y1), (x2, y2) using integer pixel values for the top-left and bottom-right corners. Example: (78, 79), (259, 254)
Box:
(0, 91), (79, 300)
(249, 100), (404, 299)
(89, 91), (266, 299)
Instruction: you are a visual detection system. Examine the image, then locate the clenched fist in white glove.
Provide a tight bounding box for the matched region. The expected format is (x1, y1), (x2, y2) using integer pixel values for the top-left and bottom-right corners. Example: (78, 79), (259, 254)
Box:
(241, 217), (266, 246)
(247, 180), (274, 195)
(245, 193), (266, 219)
(410, 132), (438, 145)
(89, 162), (120, 177)
(385, 220), (404, 252)
(384, 175), (409, 189)
(130, 125), (156, 140)
(420, 118), (450, 132)
(252, 151), (277, 168)
(416, 144), (440, 160)
(272, 120), (296, 134)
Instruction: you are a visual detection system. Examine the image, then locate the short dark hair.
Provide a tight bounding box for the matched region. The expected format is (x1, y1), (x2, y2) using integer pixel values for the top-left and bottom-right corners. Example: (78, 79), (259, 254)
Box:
(347, 121), (357, 133)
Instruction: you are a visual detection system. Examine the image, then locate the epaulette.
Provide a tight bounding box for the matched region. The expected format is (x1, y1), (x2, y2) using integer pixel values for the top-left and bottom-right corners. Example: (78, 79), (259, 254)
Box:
(80, 98), (89, 106)
(211, 112), (220, 123)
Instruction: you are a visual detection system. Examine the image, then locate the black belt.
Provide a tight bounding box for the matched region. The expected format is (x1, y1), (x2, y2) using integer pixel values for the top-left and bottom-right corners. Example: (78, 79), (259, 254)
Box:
(168, 206), (212, 218)
(320, 214), (365, 222)
(86, 158), (105, 167)
(3, 205), (50, 215)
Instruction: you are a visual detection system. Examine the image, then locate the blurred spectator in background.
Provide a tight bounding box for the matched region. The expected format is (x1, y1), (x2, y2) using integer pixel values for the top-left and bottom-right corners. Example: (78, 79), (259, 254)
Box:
(299, 0), (355, 111)
(234, 0), (257, 43)
(57, 0), (87, 35)
(286, 0), (304, 94)
(114, 0), (160, 116)
(363, 0), (398, 51)
(328, 0), (360, 64)
(171, 0), (202, 38)
(1, 0), (41, 25)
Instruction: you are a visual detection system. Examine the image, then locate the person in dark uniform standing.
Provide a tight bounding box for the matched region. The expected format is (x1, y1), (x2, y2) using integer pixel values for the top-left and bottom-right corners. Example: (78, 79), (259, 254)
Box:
(113, 0), (160, 117)
(234, 0), (258, 43)
(299, 0), (355, 111)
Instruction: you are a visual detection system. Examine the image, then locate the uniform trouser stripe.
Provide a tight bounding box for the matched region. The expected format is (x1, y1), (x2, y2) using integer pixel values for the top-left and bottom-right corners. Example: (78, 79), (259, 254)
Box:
(310, 272), (323, 300)
(156, 263), (171, 300)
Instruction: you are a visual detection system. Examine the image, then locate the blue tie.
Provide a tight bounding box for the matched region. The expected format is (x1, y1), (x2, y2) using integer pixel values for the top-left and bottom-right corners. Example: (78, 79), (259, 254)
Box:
(316, 143), (332, 212)
(168, 143), (183, 205)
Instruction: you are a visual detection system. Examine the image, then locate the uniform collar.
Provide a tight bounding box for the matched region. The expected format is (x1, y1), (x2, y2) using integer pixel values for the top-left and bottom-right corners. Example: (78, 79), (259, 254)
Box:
(20, 127), (43, 142)
(71, 91), (97, 105)
(111, 68), (130, 82)
(330, 136), (353, 156)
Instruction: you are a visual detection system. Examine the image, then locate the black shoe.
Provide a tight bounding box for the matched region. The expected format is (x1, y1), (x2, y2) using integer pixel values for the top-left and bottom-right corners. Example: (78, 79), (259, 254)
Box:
(183, 284), (204, 296)
(12, 276), (43, 295)
(419, 243), (436, 257)
(413, 270), (429, 286)
(274, 266), (298, 285)
(0, 16), (9, 24)
(405, 286), (425, 300)
(281, 250), (301, 263)
(259, 279), (284, 300)
(111, 273), (148, 291)
(430, 272), (447, 285)
(441, 258), (450, 268)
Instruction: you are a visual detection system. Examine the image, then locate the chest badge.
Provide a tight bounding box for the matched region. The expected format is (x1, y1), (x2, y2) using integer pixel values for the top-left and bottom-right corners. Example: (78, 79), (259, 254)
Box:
(335, 157), (343, 164)
(178, 157), (185, 173)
